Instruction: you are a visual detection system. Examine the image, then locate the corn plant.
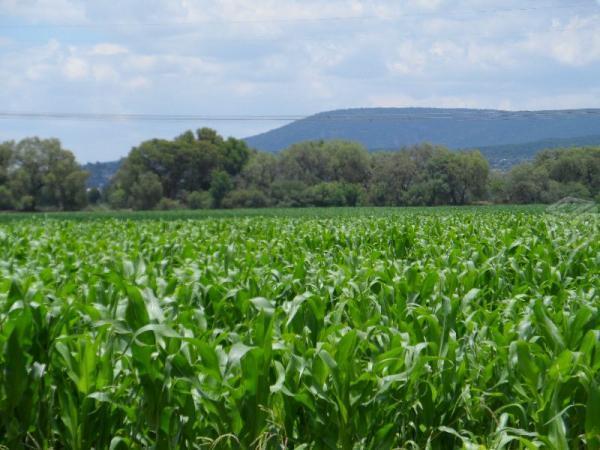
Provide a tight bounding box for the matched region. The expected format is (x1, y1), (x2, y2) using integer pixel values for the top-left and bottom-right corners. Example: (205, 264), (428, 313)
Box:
(0, 207), (598, 449)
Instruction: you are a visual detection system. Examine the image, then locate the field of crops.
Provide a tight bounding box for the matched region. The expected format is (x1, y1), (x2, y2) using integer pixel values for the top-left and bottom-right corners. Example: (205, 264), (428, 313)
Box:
(0, 207), (598, 449)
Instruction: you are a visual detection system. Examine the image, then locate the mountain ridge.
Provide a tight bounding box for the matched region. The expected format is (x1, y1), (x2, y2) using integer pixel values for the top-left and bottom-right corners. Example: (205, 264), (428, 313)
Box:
(244, 107), (600, 151)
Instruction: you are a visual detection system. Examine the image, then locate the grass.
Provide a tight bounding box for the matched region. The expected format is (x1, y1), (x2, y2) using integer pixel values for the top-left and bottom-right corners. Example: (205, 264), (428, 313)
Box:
(0, 206), (598, 449)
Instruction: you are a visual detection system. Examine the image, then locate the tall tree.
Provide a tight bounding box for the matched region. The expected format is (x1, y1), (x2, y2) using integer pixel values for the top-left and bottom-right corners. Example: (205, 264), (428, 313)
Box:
(8, 138), (88, 210)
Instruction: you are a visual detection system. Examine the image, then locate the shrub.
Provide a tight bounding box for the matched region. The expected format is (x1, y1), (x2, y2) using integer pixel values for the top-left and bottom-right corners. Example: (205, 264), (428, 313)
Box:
(18, 195), (36, 211)
(186, 191), (213, 209)
(222, 189), (269, 208)
(107, 188), (128, 209)
(155, 197), (183, 210)
(304, 182), (347, 207)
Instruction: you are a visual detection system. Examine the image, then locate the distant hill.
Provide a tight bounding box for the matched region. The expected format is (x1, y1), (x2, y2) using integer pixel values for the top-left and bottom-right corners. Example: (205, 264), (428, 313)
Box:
(244, 107), (600, 152)
(82, 159), (123, 188)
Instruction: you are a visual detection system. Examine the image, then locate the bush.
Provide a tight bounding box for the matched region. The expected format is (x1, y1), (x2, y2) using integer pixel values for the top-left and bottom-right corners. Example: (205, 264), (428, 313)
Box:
(155, 197), (183, 210)
(339, 183), (366, 206)
(222, 189), (269, 208)
(108, 188), (128, 209)
(304, 182), (347, 207)
(186, 191), (213, 209)
(271, 180), (307, 207)
(18, 195), (36, 211)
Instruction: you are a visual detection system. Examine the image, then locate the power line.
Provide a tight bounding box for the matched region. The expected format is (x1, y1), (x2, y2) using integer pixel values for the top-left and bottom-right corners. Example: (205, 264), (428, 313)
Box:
(1, 110), (600, 123)
(0, 2), (596, 29)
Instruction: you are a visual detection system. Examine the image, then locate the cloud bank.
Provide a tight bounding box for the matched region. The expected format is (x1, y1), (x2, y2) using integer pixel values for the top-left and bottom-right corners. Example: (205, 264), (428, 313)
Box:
(0, 0), (599, 161)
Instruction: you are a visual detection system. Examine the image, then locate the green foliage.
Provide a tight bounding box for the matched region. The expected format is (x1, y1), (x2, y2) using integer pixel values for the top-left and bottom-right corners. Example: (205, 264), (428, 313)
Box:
(0, 208), (598, 448)
(111, 129), (250, 210)
(4, 133), (595, 213)
(209, 170), (233, 208)
(0, 186), (15, 210)
(0, 137), (89, 211)
(129, 172), (163, 210)
(302, 181), (365, 206)
(107, 188), (128, 209)
(222, 189), (269, 208)
(107, 128), (599, 210)
(186, 190), (213, 209)
(504, 147), (600, 204)
(155, 197), (183, 210)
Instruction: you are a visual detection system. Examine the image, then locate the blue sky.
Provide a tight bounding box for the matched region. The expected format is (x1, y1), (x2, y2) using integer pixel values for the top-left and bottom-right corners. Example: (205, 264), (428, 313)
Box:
(1, 0), (599, 162)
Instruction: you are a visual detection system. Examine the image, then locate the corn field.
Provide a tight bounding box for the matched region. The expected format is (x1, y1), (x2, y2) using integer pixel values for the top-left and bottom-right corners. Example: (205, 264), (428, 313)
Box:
(0, 208), (599, 449)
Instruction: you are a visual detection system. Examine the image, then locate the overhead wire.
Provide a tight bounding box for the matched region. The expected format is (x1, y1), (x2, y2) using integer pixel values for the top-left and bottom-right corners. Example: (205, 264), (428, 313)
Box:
(1, 109), (600, 123)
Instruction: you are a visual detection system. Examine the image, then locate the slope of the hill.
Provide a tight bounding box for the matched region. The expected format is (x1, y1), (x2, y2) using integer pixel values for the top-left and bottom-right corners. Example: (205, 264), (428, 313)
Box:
(244, 107), (600, 152)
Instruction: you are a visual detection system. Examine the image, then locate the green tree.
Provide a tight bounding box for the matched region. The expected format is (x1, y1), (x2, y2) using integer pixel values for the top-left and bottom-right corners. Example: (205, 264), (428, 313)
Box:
(111, 128), (249, 207)
(0, 186), (14, 210)
(186, 191), (213, 209)
(129, 172), (164, 210)
(0, 141), (14, 186)
(324, 141), (371, 184)
(278, 141), (334, 185)
(107, 188), (127, 209)
(41, 144), (89, 210)
(221, 138), (251, 175)
(209, 170), (233, 208)
(238, 152), (278, 193)
(369, 152), (417, 205)
(8, 138), (88, 210)
(505, 163), (548, 204)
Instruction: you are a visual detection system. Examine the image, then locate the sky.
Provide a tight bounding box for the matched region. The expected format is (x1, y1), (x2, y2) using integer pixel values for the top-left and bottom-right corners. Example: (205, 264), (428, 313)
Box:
(0, 0), (599, 162)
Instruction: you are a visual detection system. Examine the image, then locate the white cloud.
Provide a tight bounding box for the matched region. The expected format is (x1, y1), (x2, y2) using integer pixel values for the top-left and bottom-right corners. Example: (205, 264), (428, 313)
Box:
(367, 93), (496, 109)
(414, 0), (444, 10)
(231, 81), (259, 96)
(387, 42), (427, 75)
(125, 76), (151, 89)
(63, 56), (88, 79)
(90, 43), (128, 56)
(91, 64), (118, 82)
(0, 0), (85, 23)
(523, 15), (600, 66)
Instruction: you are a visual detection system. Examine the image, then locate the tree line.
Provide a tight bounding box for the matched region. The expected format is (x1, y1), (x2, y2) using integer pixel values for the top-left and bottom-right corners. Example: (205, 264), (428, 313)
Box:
(0, 129), (599, 211)
(0, 138), (89, 211)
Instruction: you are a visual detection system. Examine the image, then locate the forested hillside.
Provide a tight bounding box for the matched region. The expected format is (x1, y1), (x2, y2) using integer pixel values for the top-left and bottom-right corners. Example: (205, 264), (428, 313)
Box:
(245, 108), (600, 152)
